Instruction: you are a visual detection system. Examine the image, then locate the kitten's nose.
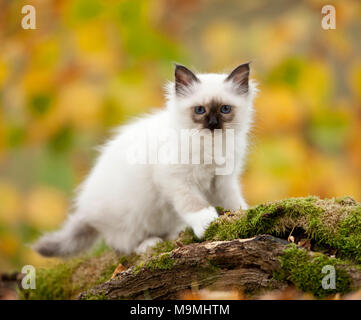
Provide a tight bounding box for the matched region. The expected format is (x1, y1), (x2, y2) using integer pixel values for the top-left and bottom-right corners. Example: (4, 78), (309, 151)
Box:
(207, 114), (219, 130)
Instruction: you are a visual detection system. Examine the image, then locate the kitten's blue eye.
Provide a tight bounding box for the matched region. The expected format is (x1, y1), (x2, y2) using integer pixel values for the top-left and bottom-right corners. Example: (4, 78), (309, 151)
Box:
(194, 106), (206, 114)
(221, 105), (232, 113)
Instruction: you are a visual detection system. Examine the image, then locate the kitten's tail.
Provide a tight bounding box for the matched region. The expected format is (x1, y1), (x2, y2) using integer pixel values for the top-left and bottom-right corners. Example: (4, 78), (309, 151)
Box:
(32, 214), (98, 257)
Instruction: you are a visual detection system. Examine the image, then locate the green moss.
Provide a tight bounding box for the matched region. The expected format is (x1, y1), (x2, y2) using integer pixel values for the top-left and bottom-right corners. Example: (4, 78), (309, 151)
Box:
(119, 253), (142, 268)
(145, 252), (174, 271)
(204, 196), (361, 263)
(89, 240), (111, 257)
(215, 206), (225, 214)
(276, 245), (351, 298)
(21, 250), (127, 300)
(94, 263), (118, 285)
(133, 261), (145, 275)
(334, 196), (358, 206)
(132, 253), (175, 276)
(178, 228), (201, 245)
(151, 240), (177, 256)
(21, 259), (82, 300)
(336, 206), (361, 262)
(205, 196), (319, 240)
(82, 292), (108, 300)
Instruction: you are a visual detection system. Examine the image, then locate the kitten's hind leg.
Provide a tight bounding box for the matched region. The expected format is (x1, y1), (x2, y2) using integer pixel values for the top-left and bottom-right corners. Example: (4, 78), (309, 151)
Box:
(135, 237), (163, 254)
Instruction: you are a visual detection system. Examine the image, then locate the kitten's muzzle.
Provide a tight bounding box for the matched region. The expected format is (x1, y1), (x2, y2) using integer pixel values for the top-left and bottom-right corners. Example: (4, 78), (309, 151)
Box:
(206, 114), (221, 130)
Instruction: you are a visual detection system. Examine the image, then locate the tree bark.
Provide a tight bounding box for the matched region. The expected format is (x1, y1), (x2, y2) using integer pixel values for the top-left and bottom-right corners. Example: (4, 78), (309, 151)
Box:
(79, 234), (360, 300)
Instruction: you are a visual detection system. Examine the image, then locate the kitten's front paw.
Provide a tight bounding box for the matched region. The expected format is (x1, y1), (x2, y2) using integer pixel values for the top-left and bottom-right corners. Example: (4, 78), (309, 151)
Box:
(184, 207), (219, 239)
(135, 237), (163, 254)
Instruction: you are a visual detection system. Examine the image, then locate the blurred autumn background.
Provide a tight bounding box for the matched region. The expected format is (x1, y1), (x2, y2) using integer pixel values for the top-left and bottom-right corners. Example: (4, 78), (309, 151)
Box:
(0, 0), (360, 272)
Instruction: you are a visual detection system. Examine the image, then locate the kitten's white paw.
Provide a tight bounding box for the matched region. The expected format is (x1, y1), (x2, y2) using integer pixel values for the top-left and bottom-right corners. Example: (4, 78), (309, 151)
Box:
(135, 237), (163, 254)
(184, 207), (219, 239)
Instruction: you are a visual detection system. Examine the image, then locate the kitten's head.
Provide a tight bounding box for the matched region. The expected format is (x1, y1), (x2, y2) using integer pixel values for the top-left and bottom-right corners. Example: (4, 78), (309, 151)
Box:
(166, 63), (257, 131)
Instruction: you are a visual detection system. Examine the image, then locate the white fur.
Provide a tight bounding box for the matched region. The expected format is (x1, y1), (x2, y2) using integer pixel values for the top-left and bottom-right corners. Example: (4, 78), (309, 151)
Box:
(183, 207), (219, 239)
(34, 70), (257, 257)
(135, 237), (163, 254)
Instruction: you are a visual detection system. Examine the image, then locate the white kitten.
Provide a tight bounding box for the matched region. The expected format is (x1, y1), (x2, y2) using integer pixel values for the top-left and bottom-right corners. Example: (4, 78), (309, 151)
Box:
(33, 63), (257, 257)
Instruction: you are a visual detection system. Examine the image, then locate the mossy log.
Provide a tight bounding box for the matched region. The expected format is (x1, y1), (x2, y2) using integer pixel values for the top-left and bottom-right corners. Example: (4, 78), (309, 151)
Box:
(78, 235), (286, 299)
(19, 196), (361, 300)
(78, 235), (361, 300)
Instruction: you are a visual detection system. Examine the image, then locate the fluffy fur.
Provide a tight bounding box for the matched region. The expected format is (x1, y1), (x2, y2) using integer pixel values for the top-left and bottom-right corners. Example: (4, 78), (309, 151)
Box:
(33, 64), (257, 257)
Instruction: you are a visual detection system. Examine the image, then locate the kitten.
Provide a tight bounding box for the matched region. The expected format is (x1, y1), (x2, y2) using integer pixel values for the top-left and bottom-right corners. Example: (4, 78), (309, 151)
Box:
(33, 63), (257, 257)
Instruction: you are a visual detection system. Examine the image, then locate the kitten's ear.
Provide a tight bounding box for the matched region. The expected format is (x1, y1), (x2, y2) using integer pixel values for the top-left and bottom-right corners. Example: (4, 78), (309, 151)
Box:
(225, 63), (250, 93)
(175, 64), (199, 95)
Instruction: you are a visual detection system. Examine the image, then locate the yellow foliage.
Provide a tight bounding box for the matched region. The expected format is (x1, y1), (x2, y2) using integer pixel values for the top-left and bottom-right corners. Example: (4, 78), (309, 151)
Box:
(74, 23), (109, 53)
(25, 186), (67, 229)
(22, 249), (61, 269)
(0, 182), (22, 224)
(0, 233), (20, 256)
(22, 67), (54, 94)
(244, 171), (289, 204)
(308, 153), (361, 200)
(55, 81), (103, 130)
(255, 86), (303, 133)
(348, 61), (361, 101)
(0, 59), (9, 87)
(31, 38), (60, 69)
(346, 120), (361, 172)
(0, 114), (6, 158)
(201, 21), (240, 67)
(298, 60), (333, 112)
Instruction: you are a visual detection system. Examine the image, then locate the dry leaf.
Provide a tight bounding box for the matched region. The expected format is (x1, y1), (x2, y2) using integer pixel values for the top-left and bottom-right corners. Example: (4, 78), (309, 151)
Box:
(298, 239), (311, 250)
(111, 264), (126, 279)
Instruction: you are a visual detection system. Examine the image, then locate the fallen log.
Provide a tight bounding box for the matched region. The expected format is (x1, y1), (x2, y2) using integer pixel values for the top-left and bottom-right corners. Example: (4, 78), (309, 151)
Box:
(78, 235), (361, 300)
